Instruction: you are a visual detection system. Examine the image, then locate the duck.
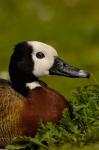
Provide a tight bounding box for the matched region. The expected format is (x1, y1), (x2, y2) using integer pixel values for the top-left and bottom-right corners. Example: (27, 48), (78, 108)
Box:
(0, 41), (90, 148)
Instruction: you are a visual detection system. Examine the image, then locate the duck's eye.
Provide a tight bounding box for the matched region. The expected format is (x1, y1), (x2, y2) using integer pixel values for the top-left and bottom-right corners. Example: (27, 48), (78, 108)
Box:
(36, 52), (45, 59)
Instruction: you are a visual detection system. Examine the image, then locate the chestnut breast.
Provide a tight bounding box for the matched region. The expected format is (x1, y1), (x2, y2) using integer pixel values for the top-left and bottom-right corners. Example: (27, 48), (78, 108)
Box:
(21, 86), (70, 136)
(0, 85), (71, 147)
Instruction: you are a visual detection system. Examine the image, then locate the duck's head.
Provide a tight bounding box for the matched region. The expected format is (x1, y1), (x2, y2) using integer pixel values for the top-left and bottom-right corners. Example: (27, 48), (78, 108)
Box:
(9, 41), (90, 80)
(9, 41), (90, 93)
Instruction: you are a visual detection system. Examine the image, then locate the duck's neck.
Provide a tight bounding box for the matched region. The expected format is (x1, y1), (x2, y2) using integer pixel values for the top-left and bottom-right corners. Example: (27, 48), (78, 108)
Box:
(10, 73), (41, 96)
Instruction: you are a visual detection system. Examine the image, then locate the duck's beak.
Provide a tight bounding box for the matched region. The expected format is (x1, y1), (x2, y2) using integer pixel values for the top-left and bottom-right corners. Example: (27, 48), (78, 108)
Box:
(49, 57), (90, 78)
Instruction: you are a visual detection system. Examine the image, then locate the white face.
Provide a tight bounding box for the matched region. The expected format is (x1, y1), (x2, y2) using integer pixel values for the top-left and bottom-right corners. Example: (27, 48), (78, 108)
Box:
(28, 41), (58, 77)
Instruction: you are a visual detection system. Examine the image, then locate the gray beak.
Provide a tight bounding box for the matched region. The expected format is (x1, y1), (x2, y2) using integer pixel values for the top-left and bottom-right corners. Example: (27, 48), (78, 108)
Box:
(49, 57), (90, 78)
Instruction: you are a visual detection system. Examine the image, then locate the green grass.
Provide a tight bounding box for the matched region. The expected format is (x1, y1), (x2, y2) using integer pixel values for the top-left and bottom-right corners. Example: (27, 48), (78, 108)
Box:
(6, 85), (99, 150)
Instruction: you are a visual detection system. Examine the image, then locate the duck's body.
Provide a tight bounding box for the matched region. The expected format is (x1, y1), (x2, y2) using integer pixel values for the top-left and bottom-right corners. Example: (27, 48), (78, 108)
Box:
(0, 84), (70, 147)
(0, 41), (89, 147)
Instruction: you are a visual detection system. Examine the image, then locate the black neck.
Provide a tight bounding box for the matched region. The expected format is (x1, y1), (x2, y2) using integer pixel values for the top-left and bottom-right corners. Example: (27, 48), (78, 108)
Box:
(10, 72), (39, 96)
(10, 71), (47, 96)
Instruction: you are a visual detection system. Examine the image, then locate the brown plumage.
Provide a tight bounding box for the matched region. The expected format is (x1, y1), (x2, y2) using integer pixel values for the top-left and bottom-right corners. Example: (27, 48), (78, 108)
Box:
(0, 85), (24, 147)
(21, 86), (70, 136)
(0, 85), (70, 147)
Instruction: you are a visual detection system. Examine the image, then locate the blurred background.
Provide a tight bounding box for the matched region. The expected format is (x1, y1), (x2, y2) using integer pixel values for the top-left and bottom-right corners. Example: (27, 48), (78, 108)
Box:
(0, 0), (99, 99)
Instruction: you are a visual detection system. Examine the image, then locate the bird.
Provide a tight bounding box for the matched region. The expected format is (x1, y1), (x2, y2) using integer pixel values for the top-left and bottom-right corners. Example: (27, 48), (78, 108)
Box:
(0, 41), (90, 148)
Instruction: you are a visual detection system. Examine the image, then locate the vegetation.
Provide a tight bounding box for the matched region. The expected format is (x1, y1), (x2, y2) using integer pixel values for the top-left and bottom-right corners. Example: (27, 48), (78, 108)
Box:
(6, 85), (99, 150)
